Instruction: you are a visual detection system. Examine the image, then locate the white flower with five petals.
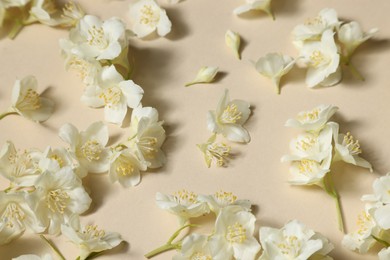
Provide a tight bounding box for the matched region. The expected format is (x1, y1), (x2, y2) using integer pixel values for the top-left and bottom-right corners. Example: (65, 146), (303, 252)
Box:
(173, 234), (216, 260)
(207, 89), (251, 143)
(59, 122), (110, 174)
(198, 191), (251, 215)
(259, 220), (334, 260)
(156, 190), (210, 225)
(208, 206), (260, 260)
(81, 65), (144, 125)
(128, 0), (172, 38)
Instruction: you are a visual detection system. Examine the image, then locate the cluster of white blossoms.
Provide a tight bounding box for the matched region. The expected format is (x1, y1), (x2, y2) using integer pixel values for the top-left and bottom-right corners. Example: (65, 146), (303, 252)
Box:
(343, 174), (390, 259)
(197, 89), (251, 167)
(147, 190), (333, 259)
(282, 104), (372, 231)
(0, 75), (54, 123)
(254, 8), (378, 94)
(0, 139), (123, 259)
(0, 0), (84, 39)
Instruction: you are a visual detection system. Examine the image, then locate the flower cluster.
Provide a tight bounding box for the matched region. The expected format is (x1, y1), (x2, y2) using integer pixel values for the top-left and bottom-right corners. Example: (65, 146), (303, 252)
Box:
(0, 75), (54, 123)
(343, 173), (390, 259)
(1, 0), (84, 39)
(0, 139), (123, 259)
(254, 8), (378, 94)
(197, 89), (251, 167)
(147, 190), (333, 259)
(282, 104), (372, 231)
(60, 14), (142, 125)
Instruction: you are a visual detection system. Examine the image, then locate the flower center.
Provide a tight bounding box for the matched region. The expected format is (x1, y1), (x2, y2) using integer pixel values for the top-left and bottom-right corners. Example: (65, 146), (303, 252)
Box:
(68, 56), (92, 81)
(9, 150), (38, 177)
(190, 252), (212, 260)
(173, 190), (198, 206)
(206, 142), (231, 167)
(137, 137), (158, 159)
(62, 1), (83, 24)
(357, 211), (373, 235)
(296, 136), (317, 151)
(115, 155), (135, 176)
(50, 154), (64, 168)
(214, 190), (237, 205)
(80, 140), (103, 162)
(304, 16), (323, 26)
(83, 224), (106, 239)
(2, 203), (25, 228)
(342, 132), (362, 155)
(310, 50), (329, 68)
(140, 5), (160, 27)
(220, 104), (242, 124)
(17, 89), (41, 111)
(42, 0), (58, 14)
(277, 235), (301, 257)
(87, 25), (108, 49)
(297, 108), (320, 123)
(46, 189), (70, 214)
(298, 159), (317, 175)
(226, 222), (246, 244)
(99, 87), (122, 106)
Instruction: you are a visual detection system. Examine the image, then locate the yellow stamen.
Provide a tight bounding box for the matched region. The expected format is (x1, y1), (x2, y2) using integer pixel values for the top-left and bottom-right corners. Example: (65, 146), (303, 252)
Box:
(140, 5), (160, 27)
(226, 222), (246, 244)
(46, 189), (69, 214)
(79, 140), (103, 162)
(220, 104), (242, 124)
(343, 132), (362, 155)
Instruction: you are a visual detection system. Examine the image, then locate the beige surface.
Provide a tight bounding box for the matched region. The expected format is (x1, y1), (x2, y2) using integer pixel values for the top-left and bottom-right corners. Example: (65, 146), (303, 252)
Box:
(0, 0), (390, 259)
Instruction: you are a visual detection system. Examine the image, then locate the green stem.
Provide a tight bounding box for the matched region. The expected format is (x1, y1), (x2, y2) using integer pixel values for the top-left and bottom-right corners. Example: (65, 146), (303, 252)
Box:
(346, 62), (365, 81)
(144, 242), (180, 259)
(372, 235), (390, 247)
(40, 235), (66, 260)
(8, 20), (24, 39)
(84, 251), (105, 260)
(323, 174), (345, 233)
(0, 110), (18, 120)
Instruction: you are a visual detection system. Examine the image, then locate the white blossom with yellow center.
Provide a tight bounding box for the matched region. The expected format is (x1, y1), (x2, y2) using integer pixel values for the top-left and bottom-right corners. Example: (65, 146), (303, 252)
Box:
(285, 104), (338, 132)
(9, 75), (54, 123)
(199, 190), (251, 215)
(207, 89), (251, 143)
(173, 234), (215, 260)
(288, 157), (331, 186)
(61, 215), (123, 260)
(209, 206), (260, 260)
(81, 65), (144, 125)
(197, 134), (231, 168)
(0, 192), (45, 246)
(28, 166), (91, 235)
(156, 190), (210, 225)
(259, 220), (334, 260)
(128, 0), (172, 38)
(59, 121), (110, 174)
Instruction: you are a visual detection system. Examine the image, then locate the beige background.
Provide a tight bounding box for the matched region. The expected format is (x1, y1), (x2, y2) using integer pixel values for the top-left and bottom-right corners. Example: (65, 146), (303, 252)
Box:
(0, 0), (390, 259)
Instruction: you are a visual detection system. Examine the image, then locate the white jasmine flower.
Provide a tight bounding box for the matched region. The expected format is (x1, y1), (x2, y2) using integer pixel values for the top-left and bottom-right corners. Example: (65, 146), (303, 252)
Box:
(127, 106), (166, 169)
(173, 234), (215, 260)
(225, 30), (241, 59)
(60, 1), (85, 27)
(156, 190), (210, 225)
(66, 15), (127, 60)
(333, 127), (373, 172)
(58, 122), (110, 174)
(207, 89), (251, 143)
(233, 0), (273, 20)
(128, 0), (172, 38)
(61, 215), (123, 260)
(185, 66), (219, 87)
(0, 192), (45, 245)
(259, 220), (334, 260)
(0, 141), (41, 186)
(8, 75), (54, 123)
(38, 146), (80, 176)
(197, 134), (231, 168)
(342, 206), (380, 253)
(299, 29), (341, 88)
(338, 21), (378, 59)
(288, 156), (332, 186)
(209, 206), (260, 260)
(282, 124), (334, 163)
(253, 53), (295, 94)
(379, 247), (390, 260)
(28, 167), (92, 235)
(29, 0), (63, 26)
(198, 191), (251, 215)
(81, 65), (144, 125)
(284, 104), (338, 132)
(292, 8), (340, 43)
(12, 254), (53, 260)
(108, 147), (147, 187)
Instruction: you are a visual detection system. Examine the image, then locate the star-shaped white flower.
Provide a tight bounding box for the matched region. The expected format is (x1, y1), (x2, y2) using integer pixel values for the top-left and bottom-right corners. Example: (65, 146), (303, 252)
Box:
(198, 190), (251, 215)
(207, 89), (251, 143)
(128, 0), (172, 38)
